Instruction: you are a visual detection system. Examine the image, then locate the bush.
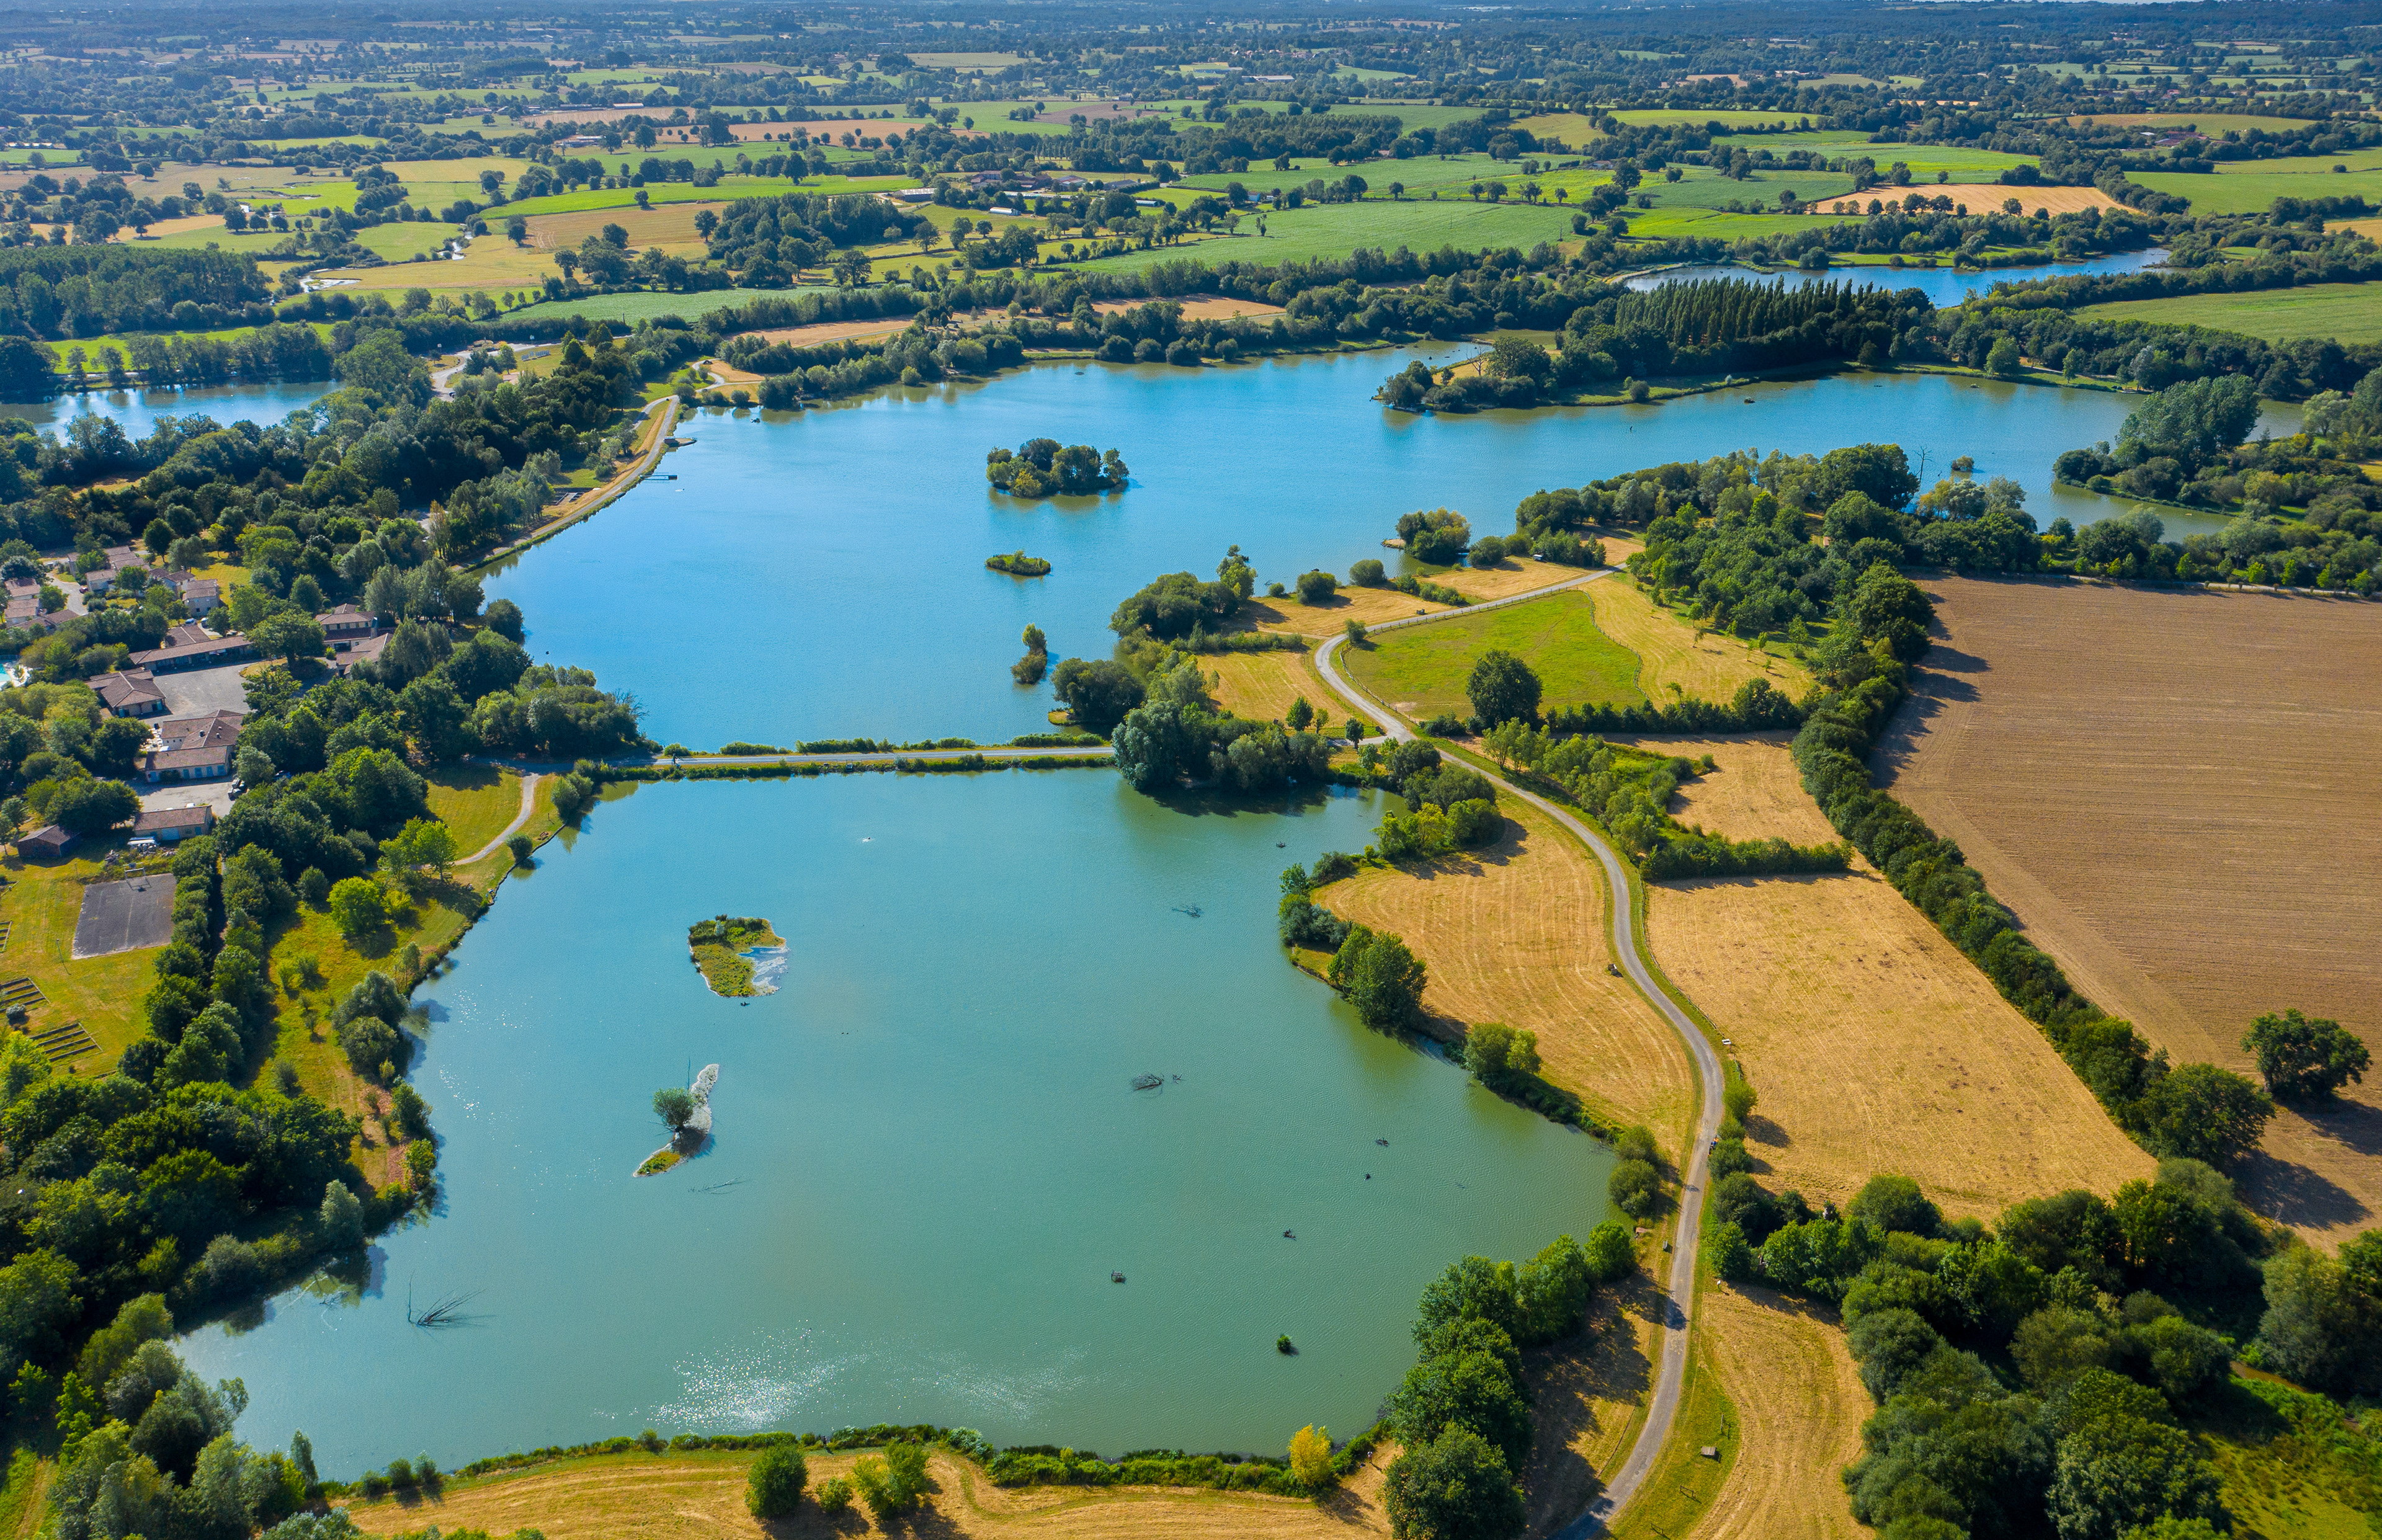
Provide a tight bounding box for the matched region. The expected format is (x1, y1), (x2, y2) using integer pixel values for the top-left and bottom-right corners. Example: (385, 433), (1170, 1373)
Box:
(746, 1441), (808, 1517)
(1350, 558), (1386, 587)
(814, 1475), (854, 1514)
(1296, 569), (1337, 604)
(1848, 1175), (1941, 1238)
(506, 832), (533, 866)
(1615, 1124), (1658, 1165)
(1608, 1159), (1661, 1217)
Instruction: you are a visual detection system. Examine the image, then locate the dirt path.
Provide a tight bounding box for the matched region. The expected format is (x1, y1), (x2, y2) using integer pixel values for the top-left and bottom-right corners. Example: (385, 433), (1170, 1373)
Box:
(469, 395), (680, 572)
(1310, 572), (1724, 1539)
(463, 773), (542, 865)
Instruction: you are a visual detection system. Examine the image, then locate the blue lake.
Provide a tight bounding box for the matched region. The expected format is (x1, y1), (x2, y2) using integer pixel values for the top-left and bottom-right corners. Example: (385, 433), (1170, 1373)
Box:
(181, 772), (1618, 1473)
(0, 380), (331, 435)
(1623, 247), (2172, 306)
(484, 351), (2291, 749)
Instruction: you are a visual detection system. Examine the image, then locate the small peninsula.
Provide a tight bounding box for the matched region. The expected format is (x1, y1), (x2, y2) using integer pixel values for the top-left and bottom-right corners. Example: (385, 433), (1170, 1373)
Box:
(986, 438), (1128, 497)
(688, 915), (787, 997)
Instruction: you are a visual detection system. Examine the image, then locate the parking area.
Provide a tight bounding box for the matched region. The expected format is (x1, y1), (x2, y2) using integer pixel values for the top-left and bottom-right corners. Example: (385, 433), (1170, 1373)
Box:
(71, 875), (177, 959)
(139, 783), (234, 819)
(154, 663), (255, 718)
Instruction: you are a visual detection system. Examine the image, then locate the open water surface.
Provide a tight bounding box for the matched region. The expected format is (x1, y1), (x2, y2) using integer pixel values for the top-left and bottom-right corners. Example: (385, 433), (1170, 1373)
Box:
(0, 379), (331, 435)
(181, 773), (1618, 1472)
(484, 348), (2293, 747)
(1621, 247), (2172, 306)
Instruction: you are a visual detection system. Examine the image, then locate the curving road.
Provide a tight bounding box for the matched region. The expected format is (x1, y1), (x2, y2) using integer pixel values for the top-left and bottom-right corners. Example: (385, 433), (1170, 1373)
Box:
(1312, 579), (1724, 1538)
(462, 772), (543, 865)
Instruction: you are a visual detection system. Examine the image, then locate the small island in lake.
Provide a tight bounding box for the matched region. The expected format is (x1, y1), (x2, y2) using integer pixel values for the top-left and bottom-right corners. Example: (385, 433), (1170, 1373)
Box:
(639, 1064), (720, 1177)
(986, 438), (1128, 497)
(688, 914), (787, 997)
(987, 550), (1053, 577)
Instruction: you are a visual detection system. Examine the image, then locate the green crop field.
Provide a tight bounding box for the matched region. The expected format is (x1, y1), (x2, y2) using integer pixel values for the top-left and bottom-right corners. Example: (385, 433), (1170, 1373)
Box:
(33, 319), (339, 366)
(2067, 112), (2329, 135)
(1181, 151), (1604, 202)
(495, 173), (904, 221)
(497, 287), (819, 327)
(2134, 162), (2382, 213)
(1344, 589), (1646, 720)
(1076, 194), (1581, 274)
(2074, 282), (2382, 344)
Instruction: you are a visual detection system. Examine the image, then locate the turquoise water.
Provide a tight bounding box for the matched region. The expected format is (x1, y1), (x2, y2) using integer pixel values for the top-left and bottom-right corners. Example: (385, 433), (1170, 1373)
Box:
(0, 380), (330, 435)
(483, 352), (2287, 748)
(180, 772), (1617, 1474)
(1622, 247), (2171, 306)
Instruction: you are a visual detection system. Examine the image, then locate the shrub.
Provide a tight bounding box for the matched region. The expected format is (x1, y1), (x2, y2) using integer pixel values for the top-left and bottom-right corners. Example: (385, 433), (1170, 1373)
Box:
(1350, 558), (1386, 587)
(1710, 1137), (1752, 1178)
(506, 832), (533, 866)
(1615, 1124), (1658, 1165)
(814, 1475), (855, 1514)
(1848, 1175), (1941, 1238)
(746, 1441), (808, 1518)
(1296, 569), (1337, 604)
(1608, 1159), (1661, 1217)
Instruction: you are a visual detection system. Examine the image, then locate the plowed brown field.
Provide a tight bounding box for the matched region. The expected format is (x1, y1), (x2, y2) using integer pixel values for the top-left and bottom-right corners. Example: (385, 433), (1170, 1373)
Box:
(1876, 576), (2382, 1247)
(1643, 737), (2152, 1219)
(1320, 801), (1697, 1154)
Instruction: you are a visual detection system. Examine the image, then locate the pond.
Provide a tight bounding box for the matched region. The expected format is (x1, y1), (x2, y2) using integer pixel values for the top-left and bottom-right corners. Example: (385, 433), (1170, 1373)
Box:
(180, 772), (1617, 1474)
(0, 379), (331, 437)
(1621, 247), (2172, 307)
(484, 348), (2294, 748)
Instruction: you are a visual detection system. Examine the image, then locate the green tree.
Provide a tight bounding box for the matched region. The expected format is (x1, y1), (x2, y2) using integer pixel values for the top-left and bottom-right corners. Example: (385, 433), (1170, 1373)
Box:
(746, 1441), (808, 1517)
(1296, 569), (1337, 603)
(1329, 926), (1427, 1032)
(1463, 651), (1541, 727)
(2045, 1413), (2223, 1540)
(327, 877), (389, 939)
(1382, 1427), (1524, 1540)
(51, 778), (138, 836)
(1848, 1175), (1941, 1238)
(1849, 561), (1934, 660)
(1608, 1159), (1661, 1217)
(2136, 1063), (2272, 1165)
(2241, 1009), (2370, 1102)
(2255, 1244), (2382, 1394)
(1050, 657), (1145, 734)
(654, 1087), (696, 1131)
(1986, 336), (2023, 377)
(1388, 1343), (1534, 1474)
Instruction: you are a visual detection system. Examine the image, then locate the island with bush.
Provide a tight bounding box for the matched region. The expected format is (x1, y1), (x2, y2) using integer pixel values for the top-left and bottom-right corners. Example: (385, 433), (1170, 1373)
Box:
(688, 915), (787, 997)
(986, 550), (1053, 577)
(987, 438), (1129, 497)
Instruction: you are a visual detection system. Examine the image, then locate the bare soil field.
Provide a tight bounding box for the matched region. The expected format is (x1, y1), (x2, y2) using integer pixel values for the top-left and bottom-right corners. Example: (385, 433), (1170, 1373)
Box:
(1689, 1286), (1867, 1540)
(347, 1446), (1393, 1540)
(1877, 577), (2382, 1246)
(1582, 579), (1810, 705)
(1644, 738), (2153, 1219)
(1321, 801), (1697, 1153)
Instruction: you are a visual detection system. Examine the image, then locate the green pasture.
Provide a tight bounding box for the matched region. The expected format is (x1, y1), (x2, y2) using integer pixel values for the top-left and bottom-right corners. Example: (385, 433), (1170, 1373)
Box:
(1076, 195), (1581, 274)
(30, 319), (339, 367)
(1624, 205), (1862, 242)
(2074, 282), (2382, 345)
(494, 174), (904, 221)
(2135, 163), (2382, 214)
(1343, 589), (1646, 721)
(497, 287), (820, 327)
(2068, 112), (2331, 135)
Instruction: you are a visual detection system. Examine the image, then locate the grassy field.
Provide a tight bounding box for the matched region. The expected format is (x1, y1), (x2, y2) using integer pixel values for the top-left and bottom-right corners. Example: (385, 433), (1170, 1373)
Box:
(1076, 196), (1582, 276)
(2074, 282), (2382, 345)
(1344, 589), (1644, 721)
(1604, 1322), (1736, 1540)
(2068, 112), (2335, 134)
(1876, 577), (2382, 1247)
(0, 847), (168, 1074)
(344, 1444), (1395, 1540)
(1200, 649), (1367, 731)
(497, 288), (810, 327)
(1689, 1284), (1868, 1540)
(1645, 736), (2155, 1220)
(1319, 799), (1698, 1154)
(2134, 162), (2382, 215)
(1581, 579), (1811, 705)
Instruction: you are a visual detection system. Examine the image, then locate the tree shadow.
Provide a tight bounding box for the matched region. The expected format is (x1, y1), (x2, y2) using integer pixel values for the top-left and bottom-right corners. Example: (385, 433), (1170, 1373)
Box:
(2235, 1146), (2370, 1235)
(1519, 1283), (1659, 1531)
(1144, 781), (1342, 820)
(2285, 1095), (2382, 1159)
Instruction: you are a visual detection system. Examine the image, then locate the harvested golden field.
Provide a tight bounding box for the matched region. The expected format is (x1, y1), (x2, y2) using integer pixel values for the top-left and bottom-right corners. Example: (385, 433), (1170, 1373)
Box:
(1876, 577), (2382, 1245)
(1092, 296), (1285, 323)
(1644, 738), (2152, 1219)
(525, 201), (720, 251)
(1321, 801), (1695, 1152)
(1690, 1286), (1866, 1540)
(1202, 650), (1363, 729)
(346, 1447), (1392, 1540)
(1811, 184), (2122, 216)
(1523, 1271), (1664, 1538)
(1582, 580), (1810, 705)
(1249, 559), (1596, 639)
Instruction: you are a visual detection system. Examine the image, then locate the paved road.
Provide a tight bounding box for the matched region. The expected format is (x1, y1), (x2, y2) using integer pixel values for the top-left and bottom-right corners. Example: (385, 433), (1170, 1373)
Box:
(1312, 577), (1725, 1538)
(462, 772), (543, 864)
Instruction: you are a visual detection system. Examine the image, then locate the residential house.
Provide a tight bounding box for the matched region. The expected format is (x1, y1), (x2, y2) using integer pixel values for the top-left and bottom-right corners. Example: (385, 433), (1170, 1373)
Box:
(152, 711), (244, 756)
(3, 597), (68, 632)
(316, 604), (379, 643)
(179, 579), (221, 618)
(94, 669), (167, 718)
(138, 744), (233, 785)
(132, 805), (215, 843)
(130, 632), (254, 673)
(80, 546), (145, 594)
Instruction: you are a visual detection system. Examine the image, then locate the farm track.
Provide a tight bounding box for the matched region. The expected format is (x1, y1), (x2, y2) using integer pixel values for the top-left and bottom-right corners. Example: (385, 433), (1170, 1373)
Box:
(1311, 575), (1724, 1539)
